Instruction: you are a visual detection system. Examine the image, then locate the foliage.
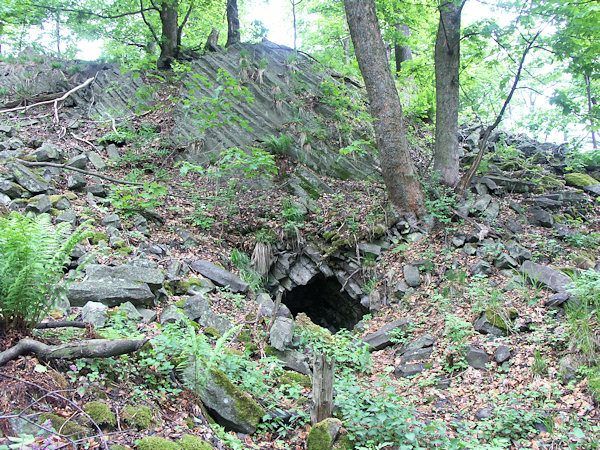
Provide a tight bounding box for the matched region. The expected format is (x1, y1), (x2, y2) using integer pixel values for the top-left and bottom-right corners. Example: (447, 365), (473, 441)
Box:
(422, 172), (457, 224)
(230, 248), (265, 293)
(444, 314), (474, 373)
(108, 181), (166, 216)
(263, 133), (293, 155)
(0, 213), (91, 332)
(565, 269), (600, 362)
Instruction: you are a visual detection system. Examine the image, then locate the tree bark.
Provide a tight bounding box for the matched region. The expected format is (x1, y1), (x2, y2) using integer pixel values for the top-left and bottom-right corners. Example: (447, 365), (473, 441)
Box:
(311, 353), (335, 425)
(226, 0), (241, 47)
(343, 0), (424, 217)
(158, 0), (180, 67)
(585, 73), (597, 149)
(394, 23), (412, 74)
(0, 338), (148, 366)
(433, 0), (465, 187)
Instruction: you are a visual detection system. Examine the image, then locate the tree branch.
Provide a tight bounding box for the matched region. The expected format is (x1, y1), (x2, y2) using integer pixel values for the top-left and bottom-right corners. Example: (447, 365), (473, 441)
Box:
(17, 160), (144, 186)
(29, 3), (155, 20)
(140, 0), (160, 45)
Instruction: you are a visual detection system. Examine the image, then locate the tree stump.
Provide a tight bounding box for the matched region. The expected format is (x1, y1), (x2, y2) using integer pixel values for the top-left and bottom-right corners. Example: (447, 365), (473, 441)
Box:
(311, 353), (335, 425)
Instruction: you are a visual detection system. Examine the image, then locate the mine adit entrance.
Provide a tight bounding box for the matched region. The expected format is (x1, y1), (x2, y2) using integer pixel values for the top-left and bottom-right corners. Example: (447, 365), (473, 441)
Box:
(282, 273), (368, 333)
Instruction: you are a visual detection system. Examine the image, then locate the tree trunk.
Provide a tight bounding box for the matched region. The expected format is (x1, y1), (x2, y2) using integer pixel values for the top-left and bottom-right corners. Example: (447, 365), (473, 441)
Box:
(343, 0), (424, 217)
(585, 72), (597, 149)
(394, 23), (412, 74)
(226, 0), (241, 47)
(159, 0), (180, 66)
(311, 353), (335, 425)
(433, 1), (464, 187)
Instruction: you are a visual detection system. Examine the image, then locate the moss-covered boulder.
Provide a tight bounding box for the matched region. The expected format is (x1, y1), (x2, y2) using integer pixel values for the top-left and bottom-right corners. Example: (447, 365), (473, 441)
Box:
(181, 359), (264, 434)
(179, 434), (214, 449)
(39, 413), (90, 439)
(136, 436), (180, 450)
(485, 309), (517, 333)
(280, 370), (311, 388)
(123, 405), (154, 430)
(84, 401), (116, 428)
(307, 418), (343, 450)
(565, 172), (599, 188)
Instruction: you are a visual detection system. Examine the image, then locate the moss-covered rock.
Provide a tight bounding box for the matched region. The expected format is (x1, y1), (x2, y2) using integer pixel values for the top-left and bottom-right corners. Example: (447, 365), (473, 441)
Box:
(307, 418), (343, 450)
(295, 313), (333, 344)
(179, 434), (214, 449)
(89, 232), (109, 245)
(174, 277), (215, 295)
(123, 405), (154, 430)
(281, 370), (311, 388)
(485, 309), (517, 332)
(136, 436), (180, 450)
(565, 172), (599, 188)
(84, 401), (116, 428)
(332, 432), (354, 449)
(39, 413), (90, 439)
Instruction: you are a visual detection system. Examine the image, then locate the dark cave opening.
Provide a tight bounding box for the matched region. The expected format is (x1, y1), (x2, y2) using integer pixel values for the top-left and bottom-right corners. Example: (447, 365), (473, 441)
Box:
(283, 274), (368, 333)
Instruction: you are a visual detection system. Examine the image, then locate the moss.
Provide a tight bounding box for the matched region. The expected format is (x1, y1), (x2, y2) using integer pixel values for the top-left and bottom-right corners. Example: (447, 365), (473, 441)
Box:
(84, 401), (116, 428)
(237, 329), (252, 343)
(210, 368), (264, 429)
(136, 436), (180, 450)
(307, 424), (334, 450)
(295, 312), (333, 344)
(123, 405), (154, 430)
(264, 345), (278, 357)
(175, 278), (214, 295)
(89, 232), (109, 245)
(116, 245), (134, 255)
(185, 417), (195, 429)
(485, 309), (515, 332)
(40, 413), (89, 439)
(175, 298), (186, 307)
(558, 267), (576, 279)
(565, 172), (599, 188)
(204, 326), (221, 338)
(179, 434), (214, 449)
(281, 370), (311, 388)
(296, 174), (322, 200)
(332, 433), (354, 449)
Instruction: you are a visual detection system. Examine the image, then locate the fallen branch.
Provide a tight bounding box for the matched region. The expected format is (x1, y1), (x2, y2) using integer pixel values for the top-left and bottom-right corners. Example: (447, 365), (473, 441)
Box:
(0, 77), (95, 116)
(17, 160), (143, 186)
(35, 321), (88, 329)
(71, 132), (99, 151)
(0, 338), (148, 366)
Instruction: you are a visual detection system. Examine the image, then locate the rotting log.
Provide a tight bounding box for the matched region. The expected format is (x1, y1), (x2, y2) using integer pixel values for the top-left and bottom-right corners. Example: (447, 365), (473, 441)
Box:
(0, 338), (148, 366)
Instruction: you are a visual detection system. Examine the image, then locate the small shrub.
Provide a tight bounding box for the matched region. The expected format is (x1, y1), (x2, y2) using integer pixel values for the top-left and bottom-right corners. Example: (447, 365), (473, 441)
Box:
(264, 133), (293, 155)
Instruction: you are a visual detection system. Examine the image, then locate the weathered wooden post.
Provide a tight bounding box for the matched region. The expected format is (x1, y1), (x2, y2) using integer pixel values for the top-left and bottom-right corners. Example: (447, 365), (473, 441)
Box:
(311, 353), (335, 425)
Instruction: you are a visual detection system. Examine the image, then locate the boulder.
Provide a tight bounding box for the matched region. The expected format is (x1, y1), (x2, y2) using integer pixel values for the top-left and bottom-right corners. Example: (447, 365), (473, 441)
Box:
(160, 304), (185, 325)
(117, 301), (143, 321)
(67, 173), (87, 191)
(56, 209), (77, 225)
(85, 264), (165, 292)
(26, 194), (51, 214)
(9, 162), (49, 193)
(474, 313), (506, 336)
(31, 142), (62, 162)
(87, 152), (106, 171)
(363, 318), (410, 351)
(81, 301), (108, 328)
(564, 172), (598, 188)
(66, 154), (88, 169)
(583, 184), (600, 196)
(528, 207), (554, 228)
(520, 261), (572, 293)
(470, 260), (492, 276)
(182, 294), (233, 335)
(190, 260), (249, 293)
(403, 264), (421, 287)
(465, 345), (489, 369)
(265, 347), (311, 375)
(307, 418), (343, 450)
(394, 363), (425, 378)
(269, 317), (295, 351)
(67, 279), (155, 307)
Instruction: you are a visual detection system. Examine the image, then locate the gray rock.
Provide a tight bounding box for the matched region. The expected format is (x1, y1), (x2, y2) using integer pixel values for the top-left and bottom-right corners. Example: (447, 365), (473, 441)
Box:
(0, 179), (25, 198)
(472, 194), (492, 214)
(474, 314), (505, 336)
(138, 308), (157, 324)
(394, 363), (425, 378)
(506, 241), (532, 263)
(452, 233), (466, 248)
(256, 293), (275, 318)
(66, 154), (88, 169)
(54, 196), (71, 210)
(484, 175), (535, 193)
(86, 184), (107, 197)
(505, 219), (524, 235)
(182, 294), (232, 335)
(67, 173), (87, 191)
(31, 142), (62, 162)
(0, 193), (10, 206)
(583, 184), (600, 196)
(559, 354), (580, 383)
(267, 347), (311, 375)
(106, 144), (120, 160)
(56, 209), (77, 225)
(117, 301), (143, 321)
(288, 256), (319, 286)
(545, 292), (570, 307)
(134, 215), (149, 234)
(166, 260), (184, 281)
(26, 194), (51, 214)
(463, 243), (477, 256)
(494, 345), (511, 364)
(67, 279), (155, 307)
(403, 264), (421, 287)
(269, 317), (295, 351)
(483, 200), (500, 221)
(528, 207), (554, 228)
(363, 318), (410, 351)
(0, 124), (16, 137)
(101, 214), (122, 229)
(308, 419), (343, 450)
(475, 407), (494, 420)
(87, 152), (106, 171)
(9, 162), (49, 193)
(493, 253), (518, 269)
(81, 301), (108, 328)
(190, 260), (249, 293)
(85, 264), (165, 291)
(392, 279), (409, 299)
(470, 260), (492, 276)
(358, 242), (381, 257)
(160, 304), (184, 325)
(177, 228), (198, 247)
(401, 347), (432, 363)
(400, 334), (435, 355)
(436, 375), (451, 389)
(465, 345), (489, 369)
(520, 261), (573, 293)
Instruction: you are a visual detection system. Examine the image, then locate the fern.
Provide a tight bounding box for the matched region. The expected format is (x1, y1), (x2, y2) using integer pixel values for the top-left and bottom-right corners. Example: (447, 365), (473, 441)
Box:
(0, 212), (92, 332)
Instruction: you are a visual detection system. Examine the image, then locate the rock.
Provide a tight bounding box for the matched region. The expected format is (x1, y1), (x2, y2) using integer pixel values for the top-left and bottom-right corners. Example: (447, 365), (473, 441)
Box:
(0, 179), (25, 198)
(452, 233), (466, 248)
(400, 334), (435, 355)
(81, 301), (108, 328)
(564, 172), (598, 188)
(394, 363), (425, 378)
(506, 241), (532, 263)
(101, 214), (122, 229)
(392, 279), (409, 299)
(465, 345), (489, 369)
(403, 264), (421, 287)
(160, 304), (184, 325)
(493, 253), (518, 269)
(85, 264), (165, 292)
(520, 261), (573, 293)
(483, 200), (500, 221)
(67, 173), (87, 191)
(106, 144), (119, 160)
(270, 317), (295, 351)
(545, 292), (570, 307)
(177, 228), (198, 247)
(66, 154), (88, 169)
(528, 207), (554, 228)
(363, 318), (410, 351)
(117, 301), (143, 321)
(265, 347), (311, 375)
(583, 184), (600, 196)
(138, 308), (157, 324)
(190, 260), (249, 293)
(181, 361), (264, 434)
(26, 194), (51, 214)
(475, 407), (494, 420)
(87, 152), (106, 171)
(484, 175), (535, 193)
(505, 219), (524, 235)
(289, 256), (319, 286)
(67, 279), (155, 307)
(401, 347), (432, 363)
(494, 345), (511, 363)
(56, 209), (77, 225)
(9, 162), (50, 193)
(358, 242), (381, 257)
(472, 194), (492, 215)
(86, 184), (106, 197)
(166, 260), (185, 281)
(182, 294), (233, 335)
(31, 142), (62, 162)
(52, 195), (72, 210)
(436, 375), (451, 389)
(470, 260), (492, 276)
(474, 313), (506, 336)
(559, 354), (580, 383)
(307, 418), (343, 450)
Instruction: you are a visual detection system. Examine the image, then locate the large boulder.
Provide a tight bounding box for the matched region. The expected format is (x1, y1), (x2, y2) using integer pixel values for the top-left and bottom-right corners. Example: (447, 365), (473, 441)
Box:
(564, 172), (598, 188)
(8, 162), (50, 194)
(269, 317), (295, 351)
(363, 318), (410, 351)
(520, 261), (573, 293)
(67, 279), (155, 307)
(85, 264), (165, 292)
(182, 294), (233, 334)
(190, 260), (249, 293)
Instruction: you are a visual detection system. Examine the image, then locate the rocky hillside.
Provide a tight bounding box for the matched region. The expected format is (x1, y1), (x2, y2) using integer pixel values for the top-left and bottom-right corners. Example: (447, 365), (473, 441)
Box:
(0, 44), (599, 449)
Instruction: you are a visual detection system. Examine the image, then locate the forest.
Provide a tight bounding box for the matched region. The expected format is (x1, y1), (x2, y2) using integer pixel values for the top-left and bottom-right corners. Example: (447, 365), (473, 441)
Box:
(0, 0), (599, 448)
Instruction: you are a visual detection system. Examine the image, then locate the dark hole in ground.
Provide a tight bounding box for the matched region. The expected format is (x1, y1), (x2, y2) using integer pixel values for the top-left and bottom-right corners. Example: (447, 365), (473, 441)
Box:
(283, 274), (368, 333)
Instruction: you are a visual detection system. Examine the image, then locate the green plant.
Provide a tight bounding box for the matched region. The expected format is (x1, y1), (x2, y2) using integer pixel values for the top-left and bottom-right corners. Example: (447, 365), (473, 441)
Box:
(444, 314), (474, 373)
(531, 349), (548, 377)
(108, 181), (166, 216)
(229, 249), (265, 293)
(563, 231), (600, 249)
(264, 133), (293, 155)
(422, 172), (457, 224)
(186, 198), (215, 231)
(0, 213), (91, 332)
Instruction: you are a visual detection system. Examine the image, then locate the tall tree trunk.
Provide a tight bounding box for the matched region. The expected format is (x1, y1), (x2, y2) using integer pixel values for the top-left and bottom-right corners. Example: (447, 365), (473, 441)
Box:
(585, 72), (597, 149)
(226, 0), (241, 47)
(433, 1), (464, 187)
(394, 23), (412, 74)
(290, 0), (303, 51)
(344, 0), (424, 217)
(159, 0), (179, 64)
(55, 13), (62, 55)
